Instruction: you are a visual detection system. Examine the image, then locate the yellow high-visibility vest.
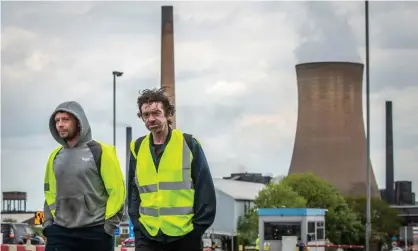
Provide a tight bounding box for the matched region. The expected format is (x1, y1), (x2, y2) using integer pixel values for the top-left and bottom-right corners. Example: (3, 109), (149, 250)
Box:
(44, 141), (125, 220)
(264, 242), (271, 251)
(131, 129), (194, 236)
(256, 238), (259, 250)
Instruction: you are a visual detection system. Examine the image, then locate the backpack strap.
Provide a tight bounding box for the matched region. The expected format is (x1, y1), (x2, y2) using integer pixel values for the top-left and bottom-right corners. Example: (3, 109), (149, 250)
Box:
(87, 140), (102, 174)
(131, 136), (146, 160)
(183, 133), (194, 152)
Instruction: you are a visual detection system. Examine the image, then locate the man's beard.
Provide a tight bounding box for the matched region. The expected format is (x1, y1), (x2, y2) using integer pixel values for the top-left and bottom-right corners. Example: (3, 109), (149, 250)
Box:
(60, 130), (77, 141)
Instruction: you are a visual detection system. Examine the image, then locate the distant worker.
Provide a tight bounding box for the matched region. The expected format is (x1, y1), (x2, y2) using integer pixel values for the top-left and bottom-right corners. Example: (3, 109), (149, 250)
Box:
(211, 240), (217, 250)
(43, 101), (126, 251)
(256, 236), (259, 251)
(128, 88), (217, 251)
(391, 242), (402, 251)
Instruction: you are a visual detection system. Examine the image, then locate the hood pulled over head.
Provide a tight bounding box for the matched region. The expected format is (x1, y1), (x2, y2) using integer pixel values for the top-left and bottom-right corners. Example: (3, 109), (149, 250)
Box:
(49, 101), (92, 147)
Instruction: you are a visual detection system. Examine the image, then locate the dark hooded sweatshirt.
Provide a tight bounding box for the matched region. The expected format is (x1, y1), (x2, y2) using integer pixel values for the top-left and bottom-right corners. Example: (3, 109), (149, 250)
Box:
(43, 101), (124, 236)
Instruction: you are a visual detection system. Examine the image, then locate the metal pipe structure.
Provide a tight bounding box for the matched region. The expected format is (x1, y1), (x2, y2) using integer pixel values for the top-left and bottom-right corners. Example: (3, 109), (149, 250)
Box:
(161, 6), (176, 128)
(365, 1), (371, 251)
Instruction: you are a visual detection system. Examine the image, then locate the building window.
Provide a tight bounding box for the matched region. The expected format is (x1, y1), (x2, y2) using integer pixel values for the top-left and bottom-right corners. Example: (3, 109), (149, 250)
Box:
(307, 221), (316, 241)
(316, 221), (325, 240)
(264, 222), (301, 241)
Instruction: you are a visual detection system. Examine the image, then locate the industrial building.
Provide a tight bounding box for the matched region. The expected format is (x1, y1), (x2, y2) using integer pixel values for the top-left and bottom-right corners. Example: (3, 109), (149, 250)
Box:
(377, 100), (417, 227)
(209, 178), (265, 235)
(222, 172), (272, 185)
(1, 191), (38, 224)
(288, 62), (380, 198)
(203, 178), (265, 251)
(379, 101), (416, 206)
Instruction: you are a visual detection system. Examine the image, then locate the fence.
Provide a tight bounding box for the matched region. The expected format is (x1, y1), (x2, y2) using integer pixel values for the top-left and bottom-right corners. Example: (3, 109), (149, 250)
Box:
(301, 244), (365, 251)
(0, 245), (135, 251)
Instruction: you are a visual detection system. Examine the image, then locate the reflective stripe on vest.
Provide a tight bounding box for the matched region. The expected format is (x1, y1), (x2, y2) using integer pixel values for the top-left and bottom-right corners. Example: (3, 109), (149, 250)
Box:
(134, 129), (194, 236)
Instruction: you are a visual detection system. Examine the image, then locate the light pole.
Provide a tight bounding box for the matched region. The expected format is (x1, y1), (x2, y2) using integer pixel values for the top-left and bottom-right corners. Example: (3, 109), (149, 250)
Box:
(112, 71), (123, 147)
(365, 1), (371, 251)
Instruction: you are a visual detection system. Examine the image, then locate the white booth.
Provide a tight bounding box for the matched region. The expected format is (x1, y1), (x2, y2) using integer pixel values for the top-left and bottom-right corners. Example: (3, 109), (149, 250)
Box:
(257, 208), (327, 251)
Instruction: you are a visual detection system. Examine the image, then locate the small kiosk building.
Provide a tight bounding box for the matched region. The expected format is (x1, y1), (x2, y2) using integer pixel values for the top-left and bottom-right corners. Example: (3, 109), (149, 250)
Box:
(257, 208), (327, 251)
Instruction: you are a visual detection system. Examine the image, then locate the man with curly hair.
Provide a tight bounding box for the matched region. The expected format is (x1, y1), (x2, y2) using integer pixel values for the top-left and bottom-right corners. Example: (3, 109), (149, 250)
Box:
(128, 87), (216, 251)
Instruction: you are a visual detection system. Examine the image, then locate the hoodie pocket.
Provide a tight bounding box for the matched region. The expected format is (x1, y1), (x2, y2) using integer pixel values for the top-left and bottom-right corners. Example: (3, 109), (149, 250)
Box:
(55, 195), (95, 225)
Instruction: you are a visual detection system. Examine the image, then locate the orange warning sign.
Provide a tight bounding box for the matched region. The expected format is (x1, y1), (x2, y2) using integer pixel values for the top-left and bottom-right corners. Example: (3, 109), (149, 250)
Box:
(34, 211), (44, 225)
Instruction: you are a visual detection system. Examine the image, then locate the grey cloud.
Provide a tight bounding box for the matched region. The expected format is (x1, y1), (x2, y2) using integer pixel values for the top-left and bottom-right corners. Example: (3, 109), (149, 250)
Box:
(2, 1), (418, 208)
(0, 73), (152, 140)
(178, 103), (246, 137)
(1, 73), (59, 138)
(1, 6), (162, 139)
(372, 2), (418, 50)
(248, 1), (301, 14)
(1, 2), (159, 37)
(371, 61), (418, 91)
(176, 68), (219, 83)
(394, 134), (418, 150)
(294, 1), (361, 64)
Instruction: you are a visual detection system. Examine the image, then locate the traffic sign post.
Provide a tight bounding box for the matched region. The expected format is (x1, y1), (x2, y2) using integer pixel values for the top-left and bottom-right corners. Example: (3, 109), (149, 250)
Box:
(113, 226), (120, 250)
(129, 219), (134, 238)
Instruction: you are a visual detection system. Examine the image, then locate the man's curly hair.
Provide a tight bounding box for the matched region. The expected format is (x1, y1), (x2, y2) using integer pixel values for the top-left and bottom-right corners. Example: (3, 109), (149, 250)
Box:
(136, 87), (175, 125)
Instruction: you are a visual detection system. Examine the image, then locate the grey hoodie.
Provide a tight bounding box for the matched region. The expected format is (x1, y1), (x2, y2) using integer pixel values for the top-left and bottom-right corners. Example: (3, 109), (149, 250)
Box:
(43, 101), (123, 236)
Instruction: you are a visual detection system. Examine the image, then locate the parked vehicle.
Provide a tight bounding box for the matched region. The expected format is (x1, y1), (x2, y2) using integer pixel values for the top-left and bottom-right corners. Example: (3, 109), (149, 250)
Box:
(121, 237), (135, 247)
(1, 222), (45, 245)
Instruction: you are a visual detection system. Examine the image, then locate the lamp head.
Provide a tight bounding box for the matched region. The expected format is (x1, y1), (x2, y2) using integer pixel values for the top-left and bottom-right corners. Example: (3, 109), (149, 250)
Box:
(113, 71), (123, 77)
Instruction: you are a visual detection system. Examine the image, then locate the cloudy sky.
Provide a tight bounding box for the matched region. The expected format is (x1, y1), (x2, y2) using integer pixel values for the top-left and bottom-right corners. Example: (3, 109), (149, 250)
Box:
(1, 1), (418, 210)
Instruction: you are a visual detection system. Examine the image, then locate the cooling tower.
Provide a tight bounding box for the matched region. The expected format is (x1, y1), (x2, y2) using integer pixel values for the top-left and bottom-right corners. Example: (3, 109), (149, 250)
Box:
(288, 62), (380, 197)
(161, 6), (176, 128)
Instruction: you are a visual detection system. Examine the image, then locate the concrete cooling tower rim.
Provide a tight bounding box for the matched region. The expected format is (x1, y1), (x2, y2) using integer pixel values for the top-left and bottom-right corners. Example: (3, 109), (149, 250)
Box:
(295, 61), (364, 68)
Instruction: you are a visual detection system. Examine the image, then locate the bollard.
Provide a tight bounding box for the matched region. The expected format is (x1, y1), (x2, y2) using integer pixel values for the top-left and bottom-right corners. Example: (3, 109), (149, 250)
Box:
(298, 242), (305, 251)
(25, 233), (31, 251)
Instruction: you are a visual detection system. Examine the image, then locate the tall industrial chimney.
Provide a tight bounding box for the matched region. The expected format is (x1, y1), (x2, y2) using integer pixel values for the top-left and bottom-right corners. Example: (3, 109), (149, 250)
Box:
(161, 6), (176, 128)
(288, 62), (380, 197)
(385, 101), (394, 204)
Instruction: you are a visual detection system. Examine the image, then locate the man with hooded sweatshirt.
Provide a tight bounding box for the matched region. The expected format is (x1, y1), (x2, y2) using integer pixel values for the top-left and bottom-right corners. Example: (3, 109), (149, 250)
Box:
(43, 101), (126, 251)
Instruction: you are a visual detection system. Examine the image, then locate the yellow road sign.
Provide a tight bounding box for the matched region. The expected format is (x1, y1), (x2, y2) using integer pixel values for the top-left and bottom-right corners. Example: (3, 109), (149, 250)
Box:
(34, 211), (44, 225)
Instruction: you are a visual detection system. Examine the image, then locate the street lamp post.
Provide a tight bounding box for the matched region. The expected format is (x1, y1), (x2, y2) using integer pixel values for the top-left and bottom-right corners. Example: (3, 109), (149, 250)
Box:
(112, 71), (123, 147)
(365, 1), (371, 251)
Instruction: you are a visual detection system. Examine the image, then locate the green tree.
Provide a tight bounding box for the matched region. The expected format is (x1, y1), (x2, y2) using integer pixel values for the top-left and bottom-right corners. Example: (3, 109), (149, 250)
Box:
(345, 196), (402, 244)
(237, 209), (259, 245)
(280, 172), (363, 245)
(255, 182), (307, 208)
(237, 182), (307, 244)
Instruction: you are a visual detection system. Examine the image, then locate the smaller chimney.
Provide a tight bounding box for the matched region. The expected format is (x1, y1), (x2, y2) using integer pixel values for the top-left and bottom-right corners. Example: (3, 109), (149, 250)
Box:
(385, 101), (394, 204)
(161, 6), (176, 128)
